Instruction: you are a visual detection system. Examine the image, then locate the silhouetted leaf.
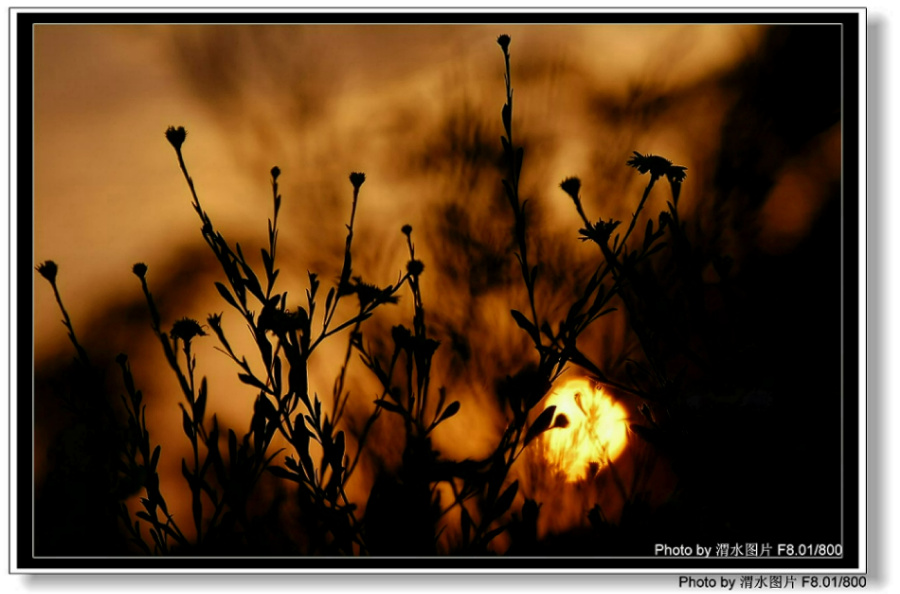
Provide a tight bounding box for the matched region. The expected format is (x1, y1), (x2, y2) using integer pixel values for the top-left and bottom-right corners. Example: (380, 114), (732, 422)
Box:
(256, 329), (273, 370)
(135, 511), (154, 524)
(331, 431), (346, 471)
(493, 480), (519, 520)
(181, 407), (193, 440)
(273, 356), (282, 393)
(375, 399), (405, 416)
(214, 282), (239, 309)
(146, 446), (161, 476)
(325, 287), (336, 315)
(510, 309), (539, 344)
(461, 507), (472, 548)
(435, 386), (447, 418)
(293, 416), (314, 482)
(198, 477), (218, 504)
(181, 458), (193, 487)
(234, 252), (264, 301)
(436, 400), (460, 425)
(524, 405), (556, 445)
(502, 179), (516, 204)
(195, 377), (207, 424)
(267, 465), (299, 482)
(238, 373), (267, 392)
(483, 524), (508, 546)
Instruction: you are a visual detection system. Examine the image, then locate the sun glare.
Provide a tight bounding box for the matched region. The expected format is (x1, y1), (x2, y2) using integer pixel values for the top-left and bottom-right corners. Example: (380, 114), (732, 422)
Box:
(541, 378), (629, 482)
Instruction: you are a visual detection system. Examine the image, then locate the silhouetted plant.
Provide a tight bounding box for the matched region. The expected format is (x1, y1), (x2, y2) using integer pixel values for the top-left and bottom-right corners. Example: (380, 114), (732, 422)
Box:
(34, 262), (135, 555)
(491, 34), (738, 550)
(354, 225), (466, 555)
(161, 131), (408, 554)
(114, 350), (185, 554)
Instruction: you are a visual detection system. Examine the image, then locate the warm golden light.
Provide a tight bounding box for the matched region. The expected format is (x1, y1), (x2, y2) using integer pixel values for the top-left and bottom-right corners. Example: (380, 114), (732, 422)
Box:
(541, 378), (629, 482)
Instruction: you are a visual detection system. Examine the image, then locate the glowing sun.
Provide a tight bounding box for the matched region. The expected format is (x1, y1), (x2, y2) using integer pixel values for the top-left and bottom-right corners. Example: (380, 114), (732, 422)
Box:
(540, 378), (629, 482)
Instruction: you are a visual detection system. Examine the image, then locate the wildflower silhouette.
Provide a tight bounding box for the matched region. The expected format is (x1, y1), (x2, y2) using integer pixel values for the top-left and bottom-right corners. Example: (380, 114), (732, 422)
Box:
(406, 259), (425, 277)
(35, 259), (91, 367)
(559, 176), (581, 200)
(560, 176), (591, 227)
(626, 151), (687, 204)
(165, 126), (187, 151)
(170, 318), (206, 342)
(349, 171), (366, 189)
(36, 260), (58, 283)
(626, 151), (687, 183)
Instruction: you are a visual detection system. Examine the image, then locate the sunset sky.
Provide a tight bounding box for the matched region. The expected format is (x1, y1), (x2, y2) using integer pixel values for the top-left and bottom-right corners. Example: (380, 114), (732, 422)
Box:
(33, 24), (772, 353)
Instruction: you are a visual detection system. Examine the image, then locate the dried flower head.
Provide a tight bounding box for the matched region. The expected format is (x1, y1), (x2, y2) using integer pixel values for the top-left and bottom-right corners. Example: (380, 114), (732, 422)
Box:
(497, 34), (511, 52)
(349, 172), (366, 190)
(391, 325), (412, 350)
(626, 151), (687, 183)
(115, 353), (128, 366)
(344, 276), (399, 308)
(35, 260), (58, 283)
(132, 262), (148, 279)
(170, 317), (206, 342)
(559, 177), (581, 201)
(665, 165), (688, 185)
(580, 217), (622, 244)
(401, 224), (413, 236)
(271, 166), (281, 180)
(407, 259), (425, 277)
(207, 312), (222, 330)
(165, 126), (187, 151)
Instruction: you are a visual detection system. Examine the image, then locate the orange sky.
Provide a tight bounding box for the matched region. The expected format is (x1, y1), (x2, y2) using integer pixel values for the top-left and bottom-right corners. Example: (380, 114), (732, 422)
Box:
(33, 24), (766, 353)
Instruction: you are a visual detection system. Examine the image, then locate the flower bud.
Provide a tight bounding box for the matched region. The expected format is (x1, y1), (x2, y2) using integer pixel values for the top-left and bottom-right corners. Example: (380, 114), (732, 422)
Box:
(406, 259), (425, 277)
(170, 318), (207, 342)
(349, 172), (366, 190)
(36, 260), (58, 283)
(559, 177), (581, 201)
(165, 126), (187, 151)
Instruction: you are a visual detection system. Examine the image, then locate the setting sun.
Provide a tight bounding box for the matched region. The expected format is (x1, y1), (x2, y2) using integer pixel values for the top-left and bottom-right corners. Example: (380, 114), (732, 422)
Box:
(540, 379), (630, 482)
